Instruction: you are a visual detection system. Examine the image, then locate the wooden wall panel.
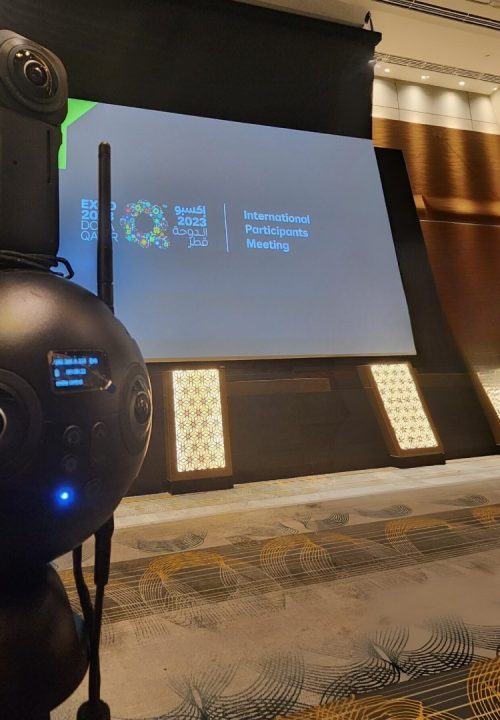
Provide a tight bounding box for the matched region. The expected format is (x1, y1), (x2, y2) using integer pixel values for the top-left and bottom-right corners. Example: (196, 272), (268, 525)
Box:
(424, 222), (500, 363)
(372, 119), (500, 201)
(373, 118), (500, 365)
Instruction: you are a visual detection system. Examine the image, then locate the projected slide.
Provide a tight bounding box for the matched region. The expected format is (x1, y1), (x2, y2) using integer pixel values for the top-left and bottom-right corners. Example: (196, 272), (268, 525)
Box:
(59, 102), (416, 360)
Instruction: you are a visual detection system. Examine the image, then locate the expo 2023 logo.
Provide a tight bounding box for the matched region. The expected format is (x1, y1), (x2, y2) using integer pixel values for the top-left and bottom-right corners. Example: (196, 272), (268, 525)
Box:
(120, 200), (170, 250)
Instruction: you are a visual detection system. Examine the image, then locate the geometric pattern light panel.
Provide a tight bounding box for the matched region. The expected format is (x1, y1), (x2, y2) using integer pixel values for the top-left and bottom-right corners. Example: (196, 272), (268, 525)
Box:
(166, 368), (232, 480)
(360, 362), (443, 457)
(476, 368), (500, 420)
(473, 367), (500, 445)
(172, 369), (226, 472)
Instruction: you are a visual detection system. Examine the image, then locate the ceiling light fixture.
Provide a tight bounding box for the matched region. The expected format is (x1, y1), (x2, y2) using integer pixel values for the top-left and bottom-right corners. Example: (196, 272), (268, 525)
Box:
(459, 80), (466, 86)
(373, 0), (500, 31)
(384, 68), (391, 73)
(374, 52), (500, 87)
(421, 75), (430, 80)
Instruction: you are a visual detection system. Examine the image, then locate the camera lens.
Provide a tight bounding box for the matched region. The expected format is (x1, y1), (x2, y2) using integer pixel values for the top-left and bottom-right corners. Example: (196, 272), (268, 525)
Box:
(0, 408), (7, 441)
(120, 368), (152, 454)
(1, 35), (67, 120)
(24, 59), (49, 87)
(10, 47), (56, 99)
(134, 391), (151, 425)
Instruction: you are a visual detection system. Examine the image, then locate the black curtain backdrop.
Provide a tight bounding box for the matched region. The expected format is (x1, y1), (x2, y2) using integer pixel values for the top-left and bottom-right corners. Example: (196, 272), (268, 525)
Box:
(0, 0), (378, 137)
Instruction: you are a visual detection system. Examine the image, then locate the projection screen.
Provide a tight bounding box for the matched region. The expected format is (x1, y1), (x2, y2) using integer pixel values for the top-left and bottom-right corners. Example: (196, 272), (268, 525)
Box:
(59, 101), (416, 361)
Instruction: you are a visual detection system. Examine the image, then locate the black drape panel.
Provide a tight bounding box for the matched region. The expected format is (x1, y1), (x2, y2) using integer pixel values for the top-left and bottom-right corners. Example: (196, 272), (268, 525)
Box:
(0, 0), (379, 138)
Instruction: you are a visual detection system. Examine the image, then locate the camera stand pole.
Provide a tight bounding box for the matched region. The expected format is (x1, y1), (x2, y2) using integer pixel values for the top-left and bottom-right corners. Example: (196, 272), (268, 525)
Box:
(76, 517), (114, 720)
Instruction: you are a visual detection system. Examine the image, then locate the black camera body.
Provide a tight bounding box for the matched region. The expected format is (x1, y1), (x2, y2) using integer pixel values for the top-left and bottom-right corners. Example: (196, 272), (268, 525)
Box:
(0, 270), (152, 570)
(0, 29), (67, 256)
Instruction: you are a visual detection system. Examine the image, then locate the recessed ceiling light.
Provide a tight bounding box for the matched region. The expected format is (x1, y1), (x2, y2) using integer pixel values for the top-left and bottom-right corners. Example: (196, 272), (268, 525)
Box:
(384, 68), (391, 73)
(421, 75), (430, 80)
(458, 81), (465, 86)
(493, 87), (498, 92)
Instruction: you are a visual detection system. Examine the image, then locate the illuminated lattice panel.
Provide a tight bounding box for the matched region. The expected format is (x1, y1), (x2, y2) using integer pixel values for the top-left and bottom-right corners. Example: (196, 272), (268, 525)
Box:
(361, 363), (442, 457)
(474, 367), (500, 445)
(169, 368), (232, 478)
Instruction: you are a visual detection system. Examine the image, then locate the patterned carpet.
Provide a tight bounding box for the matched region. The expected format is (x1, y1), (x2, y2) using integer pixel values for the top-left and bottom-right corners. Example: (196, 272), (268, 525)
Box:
(53, 457), (500, 719)
(278, 659), (500, 718)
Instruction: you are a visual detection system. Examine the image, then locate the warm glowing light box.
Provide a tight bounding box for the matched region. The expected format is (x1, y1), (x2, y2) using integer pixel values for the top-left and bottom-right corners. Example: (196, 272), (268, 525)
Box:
(164, 368), (232, 483)
(359, 362), (443, 458)
(472, 367), (500, 445)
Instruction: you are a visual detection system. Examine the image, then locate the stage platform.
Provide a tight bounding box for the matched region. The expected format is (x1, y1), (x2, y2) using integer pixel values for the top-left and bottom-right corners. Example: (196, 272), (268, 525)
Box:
(55, 454), (500, 719)
(109, 454), (500, 529)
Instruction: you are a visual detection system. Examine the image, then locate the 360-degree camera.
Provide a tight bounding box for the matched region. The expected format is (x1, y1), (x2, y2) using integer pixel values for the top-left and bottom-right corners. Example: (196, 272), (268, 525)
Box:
(0, 29), (67, 257)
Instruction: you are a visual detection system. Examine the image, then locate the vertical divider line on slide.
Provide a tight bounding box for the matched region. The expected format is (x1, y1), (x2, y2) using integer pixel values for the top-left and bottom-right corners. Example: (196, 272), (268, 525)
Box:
(223, 203), (229, 252)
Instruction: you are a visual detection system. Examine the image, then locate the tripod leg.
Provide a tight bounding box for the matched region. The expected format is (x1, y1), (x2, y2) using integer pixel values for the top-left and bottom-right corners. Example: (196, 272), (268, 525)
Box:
(76, 515), (114, 720)
(73, 544), (93, 631)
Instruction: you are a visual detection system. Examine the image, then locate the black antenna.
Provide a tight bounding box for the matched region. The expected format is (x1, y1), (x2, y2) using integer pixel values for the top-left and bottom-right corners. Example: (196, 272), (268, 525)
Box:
(97, 142), (114, 313)
(74, 141), (116, 720)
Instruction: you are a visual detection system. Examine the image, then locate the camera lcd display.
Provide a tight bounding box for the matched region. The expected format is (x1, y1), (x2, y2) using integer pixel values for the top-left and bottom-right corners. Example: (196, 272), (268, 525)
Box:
(49, 351), (109, 392)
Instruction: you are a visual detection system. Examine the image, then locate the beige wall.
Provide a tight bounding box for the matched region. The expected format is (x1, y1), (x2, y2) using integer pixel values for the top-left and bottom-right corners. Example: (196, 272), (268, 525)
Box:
(373, 78), (500, 135)
(491, 89), (500, 127)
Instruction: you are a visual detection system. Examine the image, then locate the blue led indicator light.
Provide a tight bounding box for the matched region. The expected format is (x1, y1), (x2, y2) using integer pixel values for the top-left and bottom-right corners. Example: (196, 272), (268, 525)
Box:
(54, 369), (61, 378)
(55, 486), (75, 508)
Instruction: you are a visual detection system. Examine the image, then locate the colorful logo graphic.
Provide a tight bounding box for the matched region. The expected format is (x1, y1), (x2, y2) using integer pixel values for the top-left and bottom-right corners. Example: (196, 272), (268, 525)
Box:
(120, 200), (170, 249)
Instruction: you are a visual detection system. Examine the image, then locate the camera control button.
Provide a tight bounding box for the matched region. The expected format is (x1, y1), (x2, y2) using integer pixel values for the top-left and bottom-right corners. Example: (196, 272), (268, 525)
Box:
(61, 454), (78, 474)
(92, 421), (108, 442)
(63, 425), (83, 448)
(91, 422), (108, 465)
(85, 477), (102, 500)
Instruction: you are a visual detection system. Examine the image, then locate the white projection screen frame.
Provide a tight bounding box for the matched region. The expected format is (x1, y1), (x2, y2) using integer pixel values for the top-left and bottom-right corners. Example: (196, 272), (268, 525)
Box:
(59, 101), (416, 362)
